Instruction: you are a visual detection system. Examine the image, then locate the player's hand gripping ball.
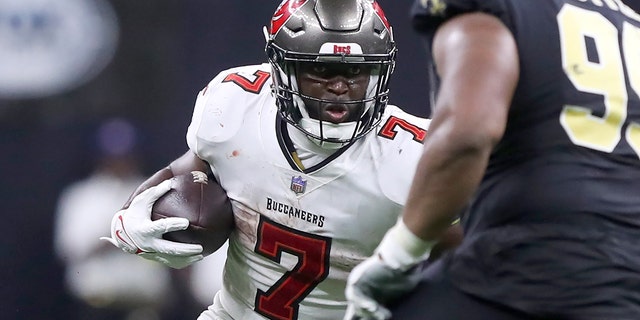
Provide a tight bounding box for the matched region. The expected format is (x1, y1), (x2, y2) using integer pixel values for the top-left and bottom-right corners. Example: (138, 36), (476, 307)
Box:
(151, 171), (234, 255)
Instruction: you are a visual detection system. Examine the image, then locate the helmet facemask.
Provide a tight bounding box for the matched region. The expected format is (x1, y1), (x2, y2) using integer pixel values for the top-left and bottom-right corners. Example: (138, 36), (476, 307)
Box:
(265, 0), (396, 149)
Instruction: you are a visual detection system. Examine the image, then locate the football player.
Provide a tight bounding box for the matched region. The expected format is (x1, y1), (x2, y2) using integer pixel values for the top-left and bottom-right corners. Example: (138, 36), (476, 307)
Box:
(101, 1), (461, 319)
(345, 0), (640, 319)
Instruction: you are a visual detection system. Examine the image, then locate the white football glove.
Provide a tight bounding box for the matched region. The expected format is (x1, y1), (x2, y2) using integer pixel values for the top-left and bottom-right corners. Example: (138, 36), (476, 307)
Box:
(100, 179), (204, 269)
(344, 219), (435, 320)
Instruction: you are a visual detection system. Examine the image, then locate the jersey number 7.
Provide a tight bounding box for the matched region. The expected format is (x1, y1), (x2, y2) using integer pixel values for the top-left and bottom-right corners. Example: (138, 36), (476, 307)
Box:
(254, 217), (331, 320)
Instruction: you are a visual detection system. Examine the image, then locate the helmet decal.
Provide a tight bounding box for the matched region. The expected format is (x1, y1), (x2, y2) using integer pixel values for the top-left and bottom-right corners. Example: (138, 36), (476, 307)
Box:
(318, 43), (363, 55)
(372, 1), (391, 30)
(271, 0), (309, 36)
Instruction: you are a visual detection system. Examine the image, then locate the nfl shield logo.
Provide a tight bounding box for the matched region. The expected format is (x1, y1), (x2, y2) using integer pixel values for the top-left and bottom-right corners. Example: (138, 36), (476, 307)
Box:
(290, 176), (307, 194)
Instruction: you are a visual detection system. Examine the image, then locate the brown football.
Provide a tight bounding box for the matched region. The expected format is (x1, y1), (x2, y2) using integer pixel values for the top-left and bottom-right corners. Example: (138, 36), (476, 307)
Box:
(151, 171), (233, 255)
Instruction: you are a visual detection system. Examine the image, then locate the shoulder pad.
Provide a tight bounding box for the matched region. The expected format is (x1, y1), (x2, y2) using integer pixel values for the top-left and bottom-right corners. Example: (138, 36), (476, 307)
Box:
(187, 64), (272, 153)
(377, 105), (430, 145)
(375, 105), (430, 205)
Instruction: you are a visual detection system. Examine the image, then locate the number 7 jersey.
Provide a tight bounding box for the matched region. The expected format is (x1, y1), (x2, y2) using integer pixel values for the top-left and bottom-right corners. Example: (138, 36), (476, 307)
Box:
(186, 63), (429, 320)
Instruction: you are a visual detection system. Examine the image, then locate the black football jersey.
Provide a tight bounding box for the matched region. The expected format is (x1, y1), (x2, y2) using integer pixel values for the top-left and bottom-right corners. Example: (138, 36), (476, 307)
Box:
(413, 0), (640, 318)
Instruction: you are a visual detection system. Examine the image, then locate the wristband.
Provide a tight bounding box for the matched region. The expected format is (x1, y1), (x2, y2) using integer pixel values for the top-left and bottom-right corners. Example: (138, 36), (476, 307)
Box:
(375, 218), (435, 271)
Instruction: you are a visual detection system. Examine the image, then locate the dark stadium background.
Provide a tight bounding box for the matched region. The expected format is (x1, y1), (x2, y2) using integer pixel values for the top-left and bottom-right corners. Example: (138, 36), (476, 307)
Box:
(0, 0), (638, 319)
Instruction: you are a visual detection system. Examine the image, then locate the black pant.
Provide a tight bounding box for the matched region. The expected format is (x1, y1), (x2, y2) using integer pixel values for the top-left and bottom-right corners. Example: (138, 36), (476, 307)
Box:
(390, 260), (540, 320)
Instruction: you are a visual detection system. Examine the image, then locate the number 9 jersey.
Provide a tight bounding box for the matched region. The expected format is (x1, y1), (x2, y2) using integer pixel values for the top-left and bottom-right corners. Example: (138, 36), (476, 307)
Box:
(187, 63), (430, 320)
(413, 0), (640, 317)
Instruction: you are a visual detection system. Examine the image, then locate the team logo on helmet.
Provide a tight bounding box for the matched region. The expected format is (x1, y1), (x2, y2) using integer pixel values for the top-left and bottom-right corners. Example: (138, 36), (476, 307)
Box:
(290, 176), (307, 194)
(271, 0), (309, 36)
(319, 43), (363, 55)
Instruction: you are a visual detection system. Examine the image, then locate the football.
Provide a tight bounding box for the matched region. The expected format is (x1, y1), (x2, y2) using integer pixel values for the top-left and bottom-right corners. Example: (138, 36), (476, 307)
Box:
(151, 171), (234, 255)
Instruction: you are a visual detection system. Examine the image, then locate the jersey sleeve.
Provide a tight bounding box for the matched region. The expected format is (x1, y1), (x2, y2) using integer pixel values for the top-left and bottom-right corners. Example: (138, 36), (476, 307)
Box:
(376, 105), (431, 206)
(411, 0), (514, 36)
(186, 64), (271, 160)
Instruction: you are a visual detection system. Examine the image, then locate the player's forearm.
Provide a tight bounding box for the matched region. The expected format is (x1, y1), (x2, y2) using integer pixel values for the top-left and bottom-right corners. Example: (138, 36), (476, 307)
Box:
(402, 130), (492, 242)
(428, 223), (463, 261)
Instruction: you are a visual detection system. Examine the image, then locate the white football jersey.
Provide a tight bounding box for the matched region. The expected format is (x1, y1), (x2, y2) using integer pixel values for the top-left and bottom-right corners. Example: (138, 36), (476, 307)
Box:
(187, 63), (430, 320)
